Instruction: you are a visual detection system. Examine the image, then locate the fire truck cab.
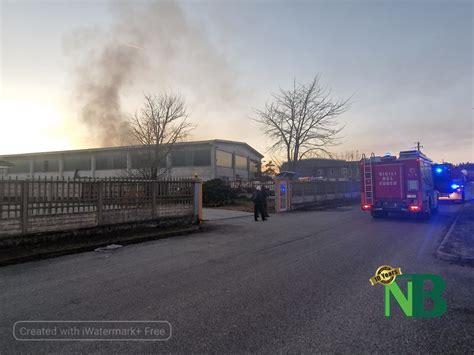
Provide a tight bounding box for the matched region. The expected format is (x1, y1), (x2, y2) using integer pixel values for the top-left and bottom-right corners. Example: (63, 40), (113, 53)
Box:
(360, 150), (439, 219)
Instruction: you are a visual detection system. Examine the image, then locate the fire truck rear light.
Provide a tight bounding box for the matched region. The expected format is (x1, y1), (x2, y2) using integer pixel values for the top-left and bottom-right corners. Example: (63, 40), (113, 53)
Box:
(362, 204), (372, 210)
(409, 205), (421, 212)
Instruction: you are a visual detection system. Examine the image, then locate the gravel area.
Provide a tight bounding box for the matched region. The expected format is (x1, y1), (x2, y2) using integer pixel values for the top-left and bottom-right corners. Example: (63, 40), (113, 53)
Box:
(438, 201), (474, 260)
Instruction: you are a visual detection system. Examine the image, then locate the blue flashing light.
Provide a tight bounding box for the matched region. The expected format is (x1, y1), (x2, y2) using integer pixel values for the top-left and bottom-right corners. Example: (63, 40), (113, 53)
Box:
(451, 183), (460, 190)
(435, 167), (443, 174)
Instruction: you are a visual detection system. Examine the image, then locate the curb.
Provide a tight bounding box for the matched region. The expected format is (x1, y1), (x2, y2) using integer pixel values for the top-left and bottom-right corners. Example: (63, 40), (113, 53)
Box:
(292, 199), (359, 212)
(0, 225), (201, 267)
(436, 204), (474, 263)
(202, 214), (254, 222)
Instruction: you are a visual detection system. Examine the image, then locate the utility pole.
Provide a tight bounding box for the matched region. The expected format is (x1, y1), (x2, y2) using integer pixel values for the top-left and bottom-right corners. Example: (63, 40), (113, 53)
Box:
(414, 141), (423, 151)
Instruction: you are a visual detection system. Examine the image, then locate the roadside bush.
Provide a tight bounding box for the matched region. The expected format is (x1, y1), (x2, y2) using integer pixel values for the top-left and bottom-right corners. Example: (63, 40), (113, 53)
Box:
(203, 179), (238, 206)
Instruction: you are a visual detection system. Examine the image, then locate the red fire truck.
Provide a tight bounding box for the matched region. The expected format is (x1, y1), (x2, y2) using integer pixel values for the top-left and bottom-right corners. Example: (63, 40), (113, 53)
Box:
(359, 150), (439, 219)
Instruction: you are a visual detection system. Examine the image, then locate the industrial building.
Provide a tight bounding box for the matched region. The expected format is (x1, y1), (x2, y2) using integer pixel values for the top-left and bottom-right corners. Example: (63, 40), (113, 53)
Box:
(0, 139), (263, 181)
(280, 158), (359, 181)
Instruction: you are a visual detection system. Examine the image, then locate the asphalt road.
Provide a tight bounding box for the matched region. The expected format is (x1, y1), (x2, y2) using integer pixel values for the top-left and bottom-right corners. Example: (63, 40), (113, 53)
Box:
(1, 203), (473, 353)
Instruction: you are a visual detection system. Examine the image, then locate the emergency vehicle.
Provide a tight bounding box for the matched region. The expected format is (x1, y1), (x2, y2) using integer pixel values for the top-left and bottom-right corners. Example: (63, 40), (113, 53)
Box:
(360, 150), (439, 219)
(432, 163), (466, 203)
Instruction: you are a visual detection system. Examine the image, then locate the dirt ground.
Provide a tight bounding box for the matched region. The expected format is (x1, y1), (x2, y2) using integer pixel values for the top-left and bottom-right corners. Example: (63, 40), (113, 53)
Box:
(441, 201), (474, 259)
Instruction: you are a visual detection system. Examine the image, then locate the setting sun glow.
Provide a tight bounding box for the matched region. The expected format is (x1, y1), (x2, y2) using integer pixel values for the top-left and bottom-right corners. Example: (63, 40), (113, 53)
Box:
(0, 100), (72, 155)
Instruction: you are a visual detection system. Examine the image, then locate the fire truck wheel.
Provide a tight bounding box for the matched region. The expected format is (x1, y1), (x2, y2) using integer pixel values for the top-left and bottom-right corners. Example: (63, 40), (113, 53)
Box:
(421, 202), (432, 220)
(431, 198), (439, 214)
(370, 211), (387, 218)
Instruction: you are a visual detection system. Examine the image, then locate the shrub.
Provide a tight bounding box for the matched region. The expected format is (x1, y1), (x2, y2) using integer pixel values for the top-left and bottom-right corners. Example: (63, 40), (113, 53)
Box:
(203, 179), (238, 206)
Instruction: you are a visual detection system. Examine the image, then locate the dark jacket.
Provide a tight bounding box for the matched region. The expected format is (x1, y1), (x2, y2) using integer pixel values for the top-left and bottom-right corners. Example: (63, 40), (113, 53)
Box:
(251, 190), (264, 204)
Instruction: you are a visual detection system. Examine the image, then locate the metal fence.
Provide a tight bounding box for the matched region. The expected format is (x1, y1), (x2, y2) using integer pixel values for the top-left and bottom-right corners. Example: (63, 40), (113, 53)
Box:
(0, 177), (197, 237)
(227, 180), (275, 193)
(290, 180), (359, 207)
(274, 179), (360, 212)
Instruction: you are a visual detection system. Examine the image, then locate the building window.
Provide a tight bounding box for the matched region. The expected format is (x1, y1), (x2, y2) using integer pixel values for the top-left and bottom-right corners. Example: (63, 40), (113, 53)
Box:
(235, 155), (248, 170)
(96, 153), (127, 170)
(250, 160), (259, 173)
(131, 150), (167, 169)
(216, 150), (232, 168)
(7, 159), (30, 174)
(193, 150), (211, 166)
(34, 159), (59, 173)
(171, 151), (193, 167)
(64, 155), (91, 171)
(341, 167), (348, 177)
(131, 151), (151, 169)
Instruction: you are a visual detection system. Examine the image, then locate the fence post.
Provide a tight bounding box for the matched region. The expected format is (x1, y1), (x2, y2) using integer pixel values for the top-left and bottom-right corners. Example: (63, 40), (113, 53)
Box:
(97, 181), (103, 225)
(21, 180), (28, 234)
(151, 181), (156, 218)
(193, 180), (203, 224)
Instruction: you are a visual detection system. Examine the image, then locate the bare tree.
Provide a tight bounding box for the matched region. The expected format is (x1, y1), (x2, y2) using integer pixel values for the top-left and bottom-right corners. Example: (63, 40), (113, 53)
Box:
(128, 92), (195, 179)
(255, 76), (350, 170)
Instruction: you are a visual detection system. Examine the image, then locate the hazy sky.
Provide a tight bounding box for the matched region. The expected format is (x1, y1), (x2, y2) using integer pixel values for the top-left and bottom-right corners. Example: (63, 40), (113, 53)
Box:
(0, 0), (472, 163)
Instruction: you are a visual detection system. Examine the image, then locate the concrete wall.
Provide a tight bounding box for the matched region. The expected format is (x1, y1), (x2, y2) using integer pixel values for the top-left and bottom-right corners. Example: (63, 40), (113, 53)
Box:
(215, 166), (234, 180)
(0, 216), (195, 250)
(169, 166), (213, 180)
(0, 178), (199, 237)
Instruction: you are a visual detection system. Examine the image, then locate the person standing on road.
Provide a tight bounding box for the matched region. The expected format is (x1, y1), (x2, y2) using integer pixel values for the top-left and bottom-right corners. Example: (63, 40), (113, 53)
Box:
(251, 186), (266, 221)
(261, 186), (270, 218)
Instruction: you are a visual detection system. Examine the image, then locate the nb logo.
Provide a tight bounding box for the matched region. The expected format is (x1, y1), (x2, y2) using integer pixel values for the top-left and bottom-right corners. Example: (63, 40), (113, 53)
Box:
(384, 274), (447, 318)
